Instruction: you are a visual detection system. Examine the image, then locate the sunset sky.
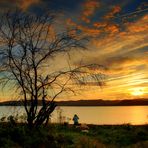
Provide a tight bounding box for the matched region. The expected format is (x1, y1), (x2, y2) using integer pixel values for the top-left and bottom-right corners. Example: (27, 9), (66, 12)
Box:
(0, 0), (148, 101)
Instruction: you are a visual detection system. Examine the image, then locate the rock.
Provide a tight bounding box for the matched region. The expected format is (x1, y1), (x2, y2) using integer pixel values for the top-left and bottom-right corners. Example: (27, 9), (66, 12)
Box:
(81, 129), (89, 133)
(76, 124), (89, 131)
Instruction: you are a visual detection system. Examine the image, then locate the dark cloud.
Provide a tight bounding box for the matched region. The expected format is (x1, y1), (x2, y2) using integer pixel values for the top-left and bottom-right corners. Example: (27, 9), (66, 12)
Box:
(0, 0), (41, 12)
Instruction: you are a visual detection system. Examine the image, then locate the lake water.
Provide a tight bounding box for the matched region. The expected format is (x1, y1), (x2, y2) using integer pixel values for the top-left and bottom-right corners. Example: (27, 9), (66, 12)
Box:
(0, 106), (148, 125)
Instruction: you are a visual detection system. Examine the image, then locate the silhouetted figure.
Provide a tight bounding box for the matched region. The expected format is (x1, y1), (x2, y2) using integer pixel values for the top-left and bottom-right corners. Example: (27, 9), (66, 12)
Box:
(73, 114), (79, 125)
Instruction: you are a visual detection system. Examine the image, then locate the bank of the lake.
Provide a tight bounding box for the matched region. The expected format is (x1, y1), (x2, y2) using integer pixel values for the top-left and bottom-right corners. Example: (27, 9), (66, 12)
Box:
(0, 106), (148, 125)
(0, 123), (148, 148)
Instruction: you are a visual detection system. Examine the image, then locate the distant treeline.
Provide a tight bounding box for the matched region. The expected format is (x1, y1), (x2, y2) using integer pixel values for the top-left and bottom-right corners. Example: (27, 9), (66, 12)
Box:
(0, 99), (148, 106)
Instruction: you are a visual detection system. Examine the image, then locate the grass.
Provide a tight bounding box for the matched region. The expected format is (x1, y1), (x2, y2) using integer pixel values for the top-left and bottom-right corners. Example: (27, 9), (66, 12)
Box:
(88, 124), (148, 147)
(0, 122), (148, 148)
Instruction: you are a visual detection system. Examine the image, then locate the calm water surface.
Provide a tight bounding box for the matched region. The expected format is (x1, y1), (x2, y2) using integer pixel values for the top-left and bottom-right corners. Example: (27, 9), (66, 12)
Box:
(0, 106), (147, 125)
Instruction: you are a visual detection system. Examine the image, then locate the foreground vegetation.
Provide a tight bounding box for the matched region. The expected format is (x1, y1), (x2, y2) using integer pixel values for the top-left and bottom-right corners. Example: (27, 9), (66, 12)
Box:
(0, 122), (148, 148)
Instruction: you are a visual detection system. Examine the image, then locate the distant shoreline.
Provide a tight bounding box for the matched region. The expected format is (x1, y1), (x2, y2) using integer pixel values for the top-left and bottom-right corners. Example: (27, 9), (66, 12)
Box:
(0, 98), (148, 106)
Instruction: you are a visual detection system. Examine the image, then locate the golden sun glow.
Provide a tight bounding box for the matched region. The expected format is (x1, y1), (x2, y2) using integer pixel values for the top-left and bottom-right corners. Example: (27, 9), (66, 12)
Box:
(130, 87), (144, 96)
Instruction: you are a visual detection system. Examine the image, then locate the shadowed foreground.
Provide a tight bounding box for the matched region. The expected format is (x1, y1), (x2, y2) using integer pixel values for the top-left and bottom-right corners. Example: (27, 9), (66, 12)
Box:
(0, 123), (148, 148)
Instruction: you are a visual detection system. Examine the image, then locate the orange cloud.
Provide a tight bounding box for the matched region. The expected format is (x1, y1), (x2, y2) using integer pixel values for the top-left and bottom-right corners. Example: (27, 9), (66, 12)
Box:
(66, 20), (119, 37)
(81, 0), (100, 23)
(66, 2), (121, 38)
(126, 15), (148, 33)
(104, 5), (121, 19)
(105, 24), (119, 34)
(66, 18), (101, 37)
(93, 22), (107, 28)
(82, 0), (100, 17)
(78, 25), (101, 37)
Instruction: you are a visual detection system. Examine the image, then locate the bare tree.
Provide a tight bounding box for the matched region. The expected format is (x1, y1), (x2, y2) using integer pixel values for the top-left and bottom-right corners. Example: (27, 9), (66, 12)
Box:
(0, 11), (105, 128)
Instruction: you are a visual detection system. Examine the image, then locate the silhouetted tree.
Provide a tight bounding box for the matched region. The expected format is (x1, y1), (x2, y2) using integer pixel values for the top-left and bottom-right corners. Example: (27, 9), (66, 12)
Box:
(0, 11), (105, 128)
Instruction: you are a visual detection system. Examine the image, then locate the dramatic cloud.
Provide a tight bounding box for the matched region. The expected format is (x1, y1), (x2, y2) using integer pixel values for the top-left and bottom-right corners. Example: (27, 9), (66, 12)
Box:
(0, 0), (148, 101)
